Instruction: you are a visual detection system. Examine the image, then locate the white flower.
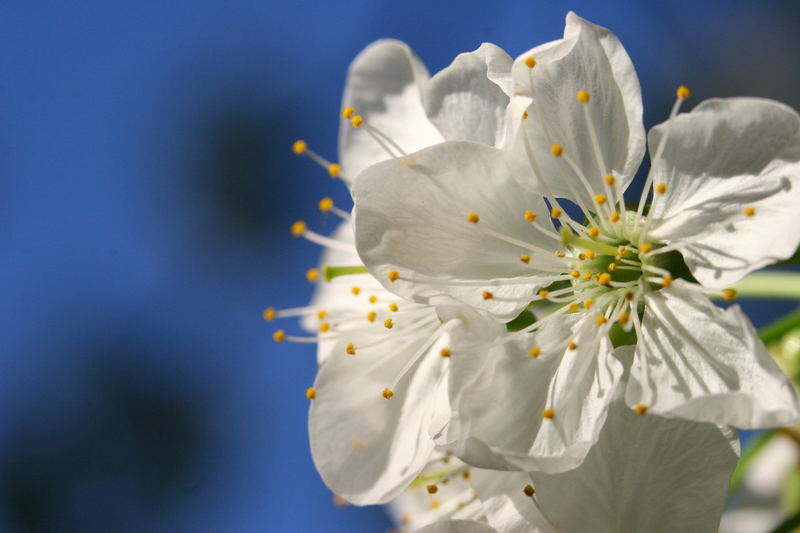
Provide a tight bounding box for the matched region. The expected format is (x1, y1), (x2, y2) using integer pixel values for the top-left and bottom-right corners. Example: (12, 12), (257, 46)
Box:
(352, 12), (800, 472)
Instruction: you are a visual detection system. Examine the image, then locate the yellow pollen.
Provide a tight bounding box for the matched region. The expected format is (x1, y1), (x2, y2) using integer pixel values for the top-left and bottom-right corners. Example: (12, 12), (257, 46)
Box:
(368, 295), (378, 304)
(529, 347), (541, 358)
(522, 111), (529, 120)
(262, 307), (276, 321)
(618, 246), (628, 255)
(384, 318), (394, 329)
(440, 348), (451, 358)
(351, 286), (361, 295)
(523, 484), (536, 497)
(316, 309), (328, 319)
(550, 208), (563, 219)
(519, 254), (531, 264)
(588, 227), (600, 238)
(571, 270), (580, 278)
(467, 212), (480, 223)
(346, 343), (356, 355)
(306, 387), (316, 400)
(272, 330), (286, 342)
(743, 206), (756, 217)
(609, 211), (620, 222)
(577, 90), (590, 103)
(567, 341), (578, 351)
(538, 289), (549, 299)
(661, 275), (672, 288)
(578, 253), (586, 261)
(586, 250), (596, 260)
(318, 197), (333, 212)
(524, 210), (537, 222)
(382, 388), (394, 400)
(555, 250), (566, 258)
(351, 115), (364, 128)
(596, 315), (608, 326)
(569, 302), (579, 312)
(597, 273), (612, 286)
(306, 268), (320, 283)
(427, 484), (438, 494)
(604, 174), (615, 186)
(388, 302), (399, 312)
(722, 288), (737, 301)
(594, 194), (607, 205)
(366, 311), (376, 323)
(676, 85), (691, 99)
(318, 322), (331, 333)
(607, 263), (617, 272)
(524, 56), (537, 68)
(292, 140), (307, 155)
(582, 272), (592, 280)
(327, 164), (341, 178)
(482, 290), (494, 300)
(542, 408), (555, 419)
(388, 270), (400, 282)
(341, 107), (355, 119)
(618, 311), (630, 324)
(584, 299), (594, 309)
(550, 144), (564, 157)
(655, 182), (667, 195)
(634, 404), (648, 415)
(290, 220), (306, 237)
(639, 243), (652, 254)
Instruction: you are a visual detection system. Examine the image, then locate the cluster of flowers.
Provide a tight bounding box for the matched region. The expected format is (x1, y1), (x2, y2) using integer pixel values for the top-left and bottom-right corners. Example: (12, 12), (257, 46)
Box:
(269, 13), (800, 532)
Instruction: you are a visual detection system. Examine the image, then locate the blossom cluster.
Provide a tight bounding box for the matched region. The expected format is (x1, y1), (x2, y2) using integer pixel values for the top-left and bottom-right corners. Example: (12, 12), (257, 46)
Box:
(269, 13), (800, 532)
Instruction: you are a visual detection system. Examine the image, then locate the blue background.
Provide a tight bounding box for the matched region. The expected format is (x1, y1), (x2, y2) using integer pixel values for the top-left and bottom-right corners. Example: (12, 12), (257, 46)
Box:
(0, 1), (798, 532)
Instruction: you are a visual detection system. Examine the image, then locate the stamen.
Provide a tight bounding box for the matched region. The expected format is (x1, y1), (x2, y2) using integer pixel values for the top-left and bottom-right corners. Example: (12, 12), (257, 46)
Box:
(577, 90), (590, 103)
(262, 308), (276, 321)
(388, 271), (400, 282)
(529, 347), (541, 358)
(541, 408), (555, 419)
(722, 288), (737, 301)
(525, 56), (537, 68)
(743, 206), (756, 217)
(306, 268), (320, 282)
(550, 144), (564, 157)
(634, 404), (648, 415)
(317, 197), (350, 219)
(273, 330), (286, 342)
(382, 388), (394, 400)
(567, 341), (578, 350)
(306, 387), (316, 400)
(384, 318), (394, 329)
(367, 311), (376, 323)
(323, 265), (368, 281)
(346, 343), (356, 355)
(594, 194), (607, 205)
(520, 254), (531, 264)
(351, 286), (361, 295)
(523, 484), (536, 497)
(466, 212), (480, 224)
(482, 291), (494, 300)
(655, 183), (667, 195)
(440, 348), (451, 358)
(292, 140), (307, 154)
(427, 485), (439, 494)
(524, 210), (537, 222)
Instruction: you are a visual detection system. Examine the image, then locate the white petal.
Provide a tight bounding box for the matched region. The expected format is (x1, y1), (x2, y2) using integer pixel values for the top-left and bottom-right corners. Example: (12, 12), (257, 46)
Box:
(448, 313), (624, 473)
(646, 97), (800, 289)
(531, 369), (739, 533)
(339, 40), (444, 180)
(424, 43), (512, 147)
(626, 280), (800, 428)
(508, 12), (645, 205)
(471, 469), (554, 533)
(309, 327), (448, 505)
(414, 521), (497, 533)
(353, 141), (559, 321)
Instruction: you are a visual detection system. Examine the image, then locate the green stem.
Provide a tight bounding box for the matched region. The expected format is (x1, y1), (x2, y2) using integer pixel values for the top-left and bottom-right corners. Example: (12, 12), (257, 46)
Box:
(323, 265), (368, 281)
(710, 271), (800, 300)
(759, 309), (800, 344)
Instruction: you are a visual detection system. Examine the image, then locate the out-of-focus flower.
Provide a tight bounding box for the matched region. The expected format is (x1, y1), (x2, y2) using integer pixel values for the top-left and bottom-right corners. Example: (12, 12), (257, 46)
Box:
(353, 12), (800, 472)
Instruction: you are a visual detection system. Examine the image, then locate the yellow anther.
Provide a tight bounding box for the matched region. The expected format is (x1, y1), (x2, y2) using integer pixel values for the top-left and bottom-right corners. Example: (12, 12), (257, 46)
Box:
(550, 144), (564, 157)
(538, 289), (549, 299)
(427, 484), (439, 494)
(582, 272), (592, 280)
(524, 56), (537, 69)
(555, 250), (566, 258)
(401, 514), (411, 525)
(523, 484), (536, 497)
(594, 194), (607, 205)
(541, 408), (555, 419)
(571, 270), (580, 278)
(604, 174), (615, 186)
(440, 348), (451, 358)
(346, 343), (356, 355)
(462, 470), (470, 479)
(569, 302), (579, 312)
(585, 250), (596, 260)
(743, 206), (756, 217)
(524, 210), (537, 222)
(584, 299), (594, 310)
(306, 268), (320, 283)
(306, 387), (316, 400)
(327, 164), (341, 178)
(587, 227), (600, 238)
(577, 90), (590, 103)
(661, 275), (672, 288)
(676, 85), (691, 99)
(273, 330), (286, 342)
(597, 273), (612, 286)
(618, 246), (627, 255)
(550, 207), (563, 219)
(291, 220), (306, 237)
(519, 254), (531, 264)
(351, 286), (361, 295)
(578, 253), (586, 261)
(384, 318), (394, 329)
(522, 111), (529, 120)
(382, 388), (394, 400)
(639, 243), (652, 254)
(341, 107), (355, 119)
(388, 302), (399, 312)
(529, 347), (541, 358)
(466, 212), (480, 224)
(618, 311), (630, 324)
(388, 270), (400, 282)
(316, 309), (328, 319)
(634, 404), (648, 415)
(351, 115), (364, 128)
(292, 140), (307, 155)
(318, 197), (333, 212)
(366, 311), (376, 323)
(609, 211), (620, 222)
(722, 288), (737, 301)
(607, 263), (617, 272)
(262, 307), (276, 321)
(482, 290), (494, 300)
(625, 291), (634, 301)
(318, 322), (330, 333)
(333, 494), (348, 507)
(430, 499), (441, 510)
(596, 315), (608, 326)
(567, 341), (578, 350)
(655, 182), (667, 195)
(368, 295), (378, 304)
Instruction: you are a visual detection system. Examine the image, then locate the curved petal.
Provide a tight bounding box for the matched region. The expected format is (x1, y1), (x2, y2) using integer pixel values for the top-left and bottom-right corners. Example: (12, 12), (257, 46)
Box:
(626, 280), (800, 428)
(646, 98), (800, 289)
(471, 469), (554, 533)
(531, 369), (739, 533)
(353, 141), (560, 321)
(339, 40), (444, 181)
(507, 12), (645, 205)
(448, 312), (624, 473)
(414, 521), (497, 533)
(309, 323), (448, 505)
(424, 43), (512, 147)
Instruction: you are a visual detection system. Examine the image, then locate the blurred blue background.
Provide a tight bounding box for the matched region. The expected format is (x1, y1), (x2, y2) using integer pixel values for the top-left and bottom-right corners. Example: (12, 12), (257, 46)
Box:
(0, 1), (798, 532)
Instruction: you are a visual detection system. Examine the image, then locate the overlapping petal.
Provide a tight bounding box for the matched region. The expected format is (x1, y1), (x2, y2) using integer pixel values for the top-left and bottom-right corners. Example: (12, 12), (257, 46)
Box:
(415, 520), (498, 533)
(471, 469), (552, 533)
